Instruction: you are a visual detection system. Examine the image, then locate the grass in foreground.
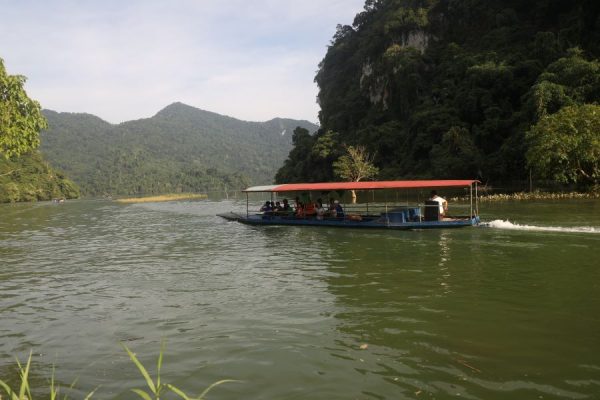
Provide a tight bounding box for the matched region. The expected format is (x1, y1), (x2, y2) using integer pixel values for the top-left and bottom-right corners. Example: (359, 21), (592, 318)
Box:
(0, 343), (238, 399)
(115, 193), (208, 204)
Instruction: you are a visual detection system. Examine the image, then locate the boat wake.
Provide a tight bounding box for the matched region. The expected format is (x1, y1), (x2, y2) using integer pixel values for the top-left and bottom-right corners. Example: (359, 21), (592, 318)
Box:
(482, 219), (599, 234)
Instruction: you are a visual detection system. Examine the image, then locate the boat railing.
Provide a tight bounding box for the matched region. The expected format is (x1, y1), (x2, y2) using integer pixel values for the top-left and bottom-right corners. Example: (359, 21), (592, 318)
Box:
(249, 201), (476, 223)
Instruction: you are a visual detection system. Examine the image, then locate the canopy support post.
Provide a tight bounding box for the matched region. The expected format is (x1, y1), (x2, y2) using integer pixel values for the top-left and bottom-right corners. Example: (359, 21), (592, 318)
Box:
(475, 182), (479, 216)
(470, 184), (473, 218)
(385, 190), (389, 226)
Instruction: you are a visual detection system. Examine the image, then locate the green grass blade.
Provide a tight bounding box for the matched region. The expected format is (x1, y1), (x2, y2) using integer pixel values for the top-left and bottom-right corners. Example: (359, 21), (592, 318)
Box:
(166, 383), (191, 400)
(156, 340), (165, 391)
(83, 386), (99, 400)
(50, 366), (58, 400)
(121, 343), (157, 394)
(0, 379), (17, 400)
(197, 379), (240, 399)
(18, 352), (32, 400)
(131, 388), (154, 400)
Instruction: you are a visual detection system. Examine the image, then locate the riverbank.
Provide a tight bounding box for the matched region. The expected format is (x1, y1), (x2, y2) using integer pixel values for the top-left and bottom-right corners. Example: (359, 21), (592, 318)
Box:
(452, 190), (600, 202)
(115, 193), (208, 203)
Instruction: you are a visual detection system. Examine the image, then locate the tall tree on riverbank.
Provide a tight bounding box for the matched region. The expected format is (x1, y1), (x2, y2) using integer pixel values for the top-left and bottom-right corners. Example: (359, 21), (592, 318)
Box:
(0, 58), (47, 158)
(526, 104), (600, 187)
(333, 145), (379, 203)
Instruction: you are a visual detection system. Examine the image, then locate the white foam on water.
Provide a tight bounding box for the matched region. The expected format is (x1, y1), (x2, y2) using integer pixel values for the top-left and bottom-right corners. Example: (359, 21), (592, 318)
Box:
(482, 219), (599, 234)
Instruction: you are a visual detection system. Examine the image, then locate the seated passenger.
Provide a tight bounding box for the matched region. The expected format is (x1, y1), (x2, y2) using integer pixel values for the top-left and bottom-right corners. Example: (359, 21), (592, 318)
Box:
(260, 201), (272, 212)
(315, 198), (325, 220)
(304, 201), (316, 216)
(327, 198), (336, 217)
(282, 198), (291, 212)
(334, 200), (344, 218)
(296, 201), (305, 217)
(274, 201), (282, 212)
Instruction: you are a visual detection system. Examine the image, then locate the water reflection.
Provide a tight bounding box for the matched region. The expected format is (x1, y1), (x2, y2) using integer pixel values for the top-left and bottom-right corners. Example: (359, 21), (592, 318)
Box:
(437, 231), (452, 295)
(319, 227), (598, 399)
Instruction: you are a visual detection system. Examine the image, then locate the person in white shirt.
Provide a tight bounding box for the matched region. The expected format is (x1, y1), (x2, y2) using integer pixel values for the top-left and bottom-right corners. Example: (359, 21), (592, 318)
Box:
(429, 190), (448, 217)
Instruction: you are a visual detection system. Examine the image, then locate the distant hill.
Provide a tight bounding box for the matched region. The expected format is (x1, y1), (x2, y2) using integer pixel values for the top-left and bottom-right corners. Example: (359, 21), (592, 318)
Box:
(40, 103), (318, 196)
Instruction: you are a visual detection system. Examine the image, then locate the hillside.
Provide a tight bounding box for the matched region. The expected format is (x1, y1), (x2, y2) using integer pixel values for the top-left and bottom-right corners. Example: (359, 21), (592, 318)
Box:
(276, 0), (600, 188)
(0, 151), (79, 202)
(40, 103), (318, 196)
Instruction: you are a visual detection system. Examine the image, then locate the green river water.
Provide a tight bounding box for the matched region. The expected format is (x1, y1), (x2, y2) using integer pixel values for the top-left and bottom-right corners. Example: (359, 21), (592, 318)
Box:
(1, 199), (599, 399)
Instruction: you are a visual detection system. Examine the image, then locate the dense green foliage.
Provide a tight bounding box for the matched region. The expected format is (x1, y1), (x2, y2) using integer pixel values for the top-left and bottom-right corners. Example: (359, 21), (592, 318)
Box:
(40, 103), (318, 196)
(0, 57), (79, 203)
(276, 0), (600, 188)
(0, 151), (79, 202)
(0, 58), (47, 158)
(526, 104), (600, 185)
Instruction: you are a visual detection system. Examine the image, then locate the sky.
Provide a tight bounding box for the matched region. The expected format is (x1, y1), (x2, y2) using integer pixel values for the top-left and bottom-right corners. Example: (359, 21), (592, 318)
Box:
(0, 0), (365, 124)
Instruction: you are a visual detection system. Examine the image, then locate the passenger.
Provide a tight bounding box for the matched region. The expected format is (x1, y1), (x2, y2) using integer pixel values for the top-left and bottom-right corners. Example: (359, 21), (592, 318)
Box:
(274, 201), (282, 212)
(260, 201), (272, 212)
(296, 201), (305, 217)
(316, 198), (325, 220)
(429, 190), (448, 217)
(334, 200), (344, 218)
(304, 200), (316, 216)
(328, 198), (336, 217)
(282, 198), (291, 212)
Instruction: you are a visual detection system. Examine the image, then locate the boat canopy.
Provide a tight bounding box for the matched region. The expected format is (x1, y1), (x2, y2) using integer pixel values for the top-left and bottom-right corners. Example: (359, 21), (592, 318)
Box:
(243, 180), (479, 193)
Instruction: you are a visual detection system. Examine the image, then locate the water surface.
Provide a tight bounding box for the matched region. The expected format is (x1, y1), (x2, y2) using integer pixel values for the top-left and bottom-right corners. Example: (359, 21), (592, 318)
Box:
(1, 199), (599, 399)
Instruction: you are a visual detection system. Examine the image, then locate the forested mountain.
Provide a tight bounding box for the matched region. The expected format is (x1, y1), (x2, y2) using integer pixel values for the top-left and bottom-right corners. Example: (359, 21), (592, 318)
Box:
(276, 0), (600, 188)
(40, 103), (318, 196)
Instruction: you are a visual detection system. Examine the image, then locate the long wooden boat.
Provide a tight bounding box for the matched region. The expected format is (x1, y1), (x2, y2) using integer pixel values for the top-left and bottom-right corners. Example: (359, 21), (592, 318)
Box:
(218, 180), (480, 230)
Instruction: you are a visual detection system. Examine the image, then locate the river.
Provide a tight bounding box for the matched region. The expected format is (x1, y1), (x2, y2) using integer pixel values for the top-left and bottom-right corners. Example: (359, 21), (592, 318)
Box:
(1, 199), (599, 399)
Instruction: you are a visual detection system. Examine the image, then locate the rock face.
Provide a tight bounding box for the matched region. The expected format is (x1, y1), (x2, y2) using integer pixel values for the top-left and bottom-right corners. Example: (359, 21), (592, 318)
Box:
(403, 30), (429, 52)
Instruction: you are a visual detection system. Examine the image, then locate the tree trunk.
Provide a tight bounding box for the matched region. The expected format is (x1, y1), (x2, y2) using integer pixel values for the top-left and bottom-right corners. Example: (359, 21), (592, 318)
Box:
(351, 189), (357, 204)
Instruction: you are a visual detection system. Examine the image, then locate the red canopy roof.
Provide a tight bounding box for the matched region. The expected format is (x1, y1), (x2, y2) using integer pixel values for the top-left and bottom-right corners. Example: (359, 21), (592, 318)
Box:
(244, 180), (479, 192)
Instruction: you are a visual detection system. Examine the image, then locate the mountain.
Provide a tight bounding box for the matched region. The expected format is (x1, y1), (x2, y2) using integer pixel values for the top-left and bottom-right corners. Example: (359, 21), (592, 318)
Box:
(276, 0), (600, 188)
(40, 103), (318, 196)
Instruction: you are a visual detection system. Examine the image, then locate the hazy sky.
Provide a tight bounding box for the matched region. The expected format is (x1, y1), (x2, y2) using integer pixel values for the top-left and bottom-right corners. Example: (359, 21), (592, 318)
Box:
(0, 0), (365, 124)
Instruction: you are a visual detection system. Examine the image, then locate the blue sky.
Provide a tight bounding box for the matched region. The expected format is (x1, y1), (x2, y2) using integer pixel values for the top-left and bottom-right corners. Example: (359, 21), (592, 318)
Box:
(0, 0), (365, 124)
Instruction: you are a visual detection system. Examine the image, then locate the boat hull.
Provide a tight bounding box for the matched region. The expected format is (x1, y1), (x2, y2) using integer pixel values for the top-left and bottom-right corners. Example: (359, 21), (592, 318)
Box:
(218, 213), (480, 230)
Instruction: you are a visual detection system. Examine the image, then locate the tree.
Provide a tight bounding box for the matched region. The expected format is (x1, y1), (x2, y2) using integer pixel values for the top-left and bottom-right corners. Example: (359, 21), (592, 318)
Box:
(333, 145), (379, 203)
(526, 104), (600, 186)
(275, 127), (316, 183)
(430, 126), (481, 178)
(527, 49), (600, 121)
(0, 58), (47, 158)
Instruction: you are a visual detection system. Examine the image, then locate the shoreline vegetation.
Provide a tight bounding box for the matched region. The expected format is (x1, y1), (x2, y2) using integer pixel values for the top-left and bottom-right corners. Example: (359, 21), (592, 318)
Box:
(452, 190), (600, 202)
(115, 193), (208, 204)
(0, 344), (236, 400)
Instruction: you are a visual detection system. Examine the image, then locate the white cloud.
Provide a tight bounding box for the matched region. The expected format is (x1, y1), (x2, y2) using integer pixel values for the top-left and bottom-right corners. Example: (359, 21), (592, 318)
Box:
(0, 0), (365, 123)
